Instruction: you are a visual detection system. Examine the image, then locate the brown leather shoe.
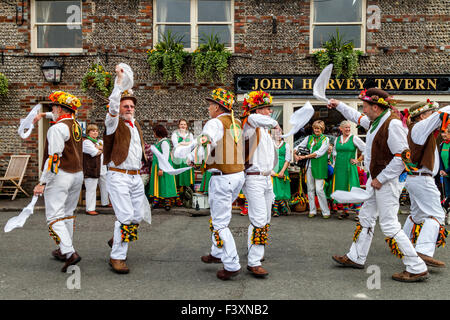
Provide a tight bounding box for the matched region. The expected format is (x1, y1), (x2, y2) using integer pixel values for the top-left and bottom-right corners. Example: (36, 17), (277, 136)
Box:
(418, 253), (446, 268)
(52, 249), (66, 262)
(201, 254), (221, 264)
(109, 258), (130, 274)
(86, 211), (99, 216)
(332, 255), (365, 269)
(247, 265), (269, 277)
(61, 252), (81, 272)
(216, 268), (240, 280)
(392, 270), (429, 282)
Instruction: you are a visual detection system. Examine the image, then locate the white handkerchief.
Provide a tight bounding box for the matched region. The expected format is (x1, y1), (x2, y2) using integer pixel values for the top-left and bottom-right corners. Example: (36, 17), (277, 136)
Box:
(115, 63), (134, 92)
(281, 101), (314, 138)
(313, 64), (333, 103)
(18, 104), (42, 139)
(150, 145), (193, 175)
(331, 186), (373, 204)
(4, 195), (39, 233)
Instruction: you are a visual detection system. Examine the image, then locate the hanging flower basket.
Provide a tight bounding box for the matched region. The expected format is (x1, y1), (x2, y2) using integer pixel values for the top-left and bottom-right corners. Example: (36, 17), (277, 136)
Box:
(313, 30), (363, 79)
(81, 63), (114, 98)
(191, 33), (232, 84)
(0, 72), (9, 96)
(146, 30), (189, 84)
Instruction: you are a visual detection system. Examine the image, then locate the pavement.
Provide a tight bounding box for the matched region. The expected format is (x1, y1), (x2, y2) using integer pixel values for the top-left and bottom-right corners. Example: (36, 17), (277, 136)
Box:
(0, 196), (449, 303)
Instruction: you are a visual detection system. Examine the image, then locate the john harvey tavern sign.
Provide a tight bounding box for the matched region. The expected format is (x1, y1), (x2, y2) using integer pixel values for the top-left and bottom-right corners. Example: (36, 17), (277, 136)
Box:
(234, 74), (450, 95)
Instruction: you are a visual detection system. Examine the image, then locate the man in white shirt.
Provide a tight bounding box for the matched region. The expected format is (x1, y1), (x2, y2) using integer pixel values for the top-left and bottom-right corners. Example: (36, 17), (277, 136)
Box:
(185, 88), (245, 281)
(328, 88), (428, 282)
(241, 90), (280, 277)
(33, 91), (83, 273)
(103, 65), (148, 274)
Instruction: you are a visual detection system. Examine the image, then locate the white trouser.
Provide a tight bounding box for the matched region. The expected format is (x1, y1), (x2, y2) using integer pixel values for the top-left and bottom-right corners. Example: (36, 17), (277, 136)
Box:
(44, 170), (83, 257)
(306, 166), (330, 216)
(347, 177), (427, 274)
(242, 175), (274, 267)
(107, 170), (146, 260)
(84, 174), (109, 211)
(209, 171), (245, 272)
(403, 175), (445, 257)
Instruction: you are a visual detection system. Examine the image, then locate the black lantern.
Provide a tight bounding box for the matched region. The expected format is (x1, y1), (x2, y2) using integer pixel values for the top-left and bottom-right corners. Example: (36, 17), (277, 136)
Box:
(41, 59), (63, 84)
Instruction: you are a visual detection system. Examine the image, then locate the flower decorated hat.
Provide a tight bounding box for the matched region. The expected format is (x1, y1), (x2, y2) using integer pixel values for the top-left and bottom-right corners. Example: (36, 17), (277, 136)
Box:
(120, 89), (137, 105)
(408, 99), (439, 119)
(358, 88), (395, 109)
(205, 88), (235, 111)
(49, 91), (82, 113)
(241, 90), (273, 126)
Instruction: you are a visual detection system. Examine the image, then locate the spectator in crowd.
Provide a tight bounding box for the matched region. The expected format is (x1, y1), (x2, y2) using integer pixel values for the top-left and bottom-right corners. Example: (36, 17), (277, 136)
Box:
(294, 120), (331, 219)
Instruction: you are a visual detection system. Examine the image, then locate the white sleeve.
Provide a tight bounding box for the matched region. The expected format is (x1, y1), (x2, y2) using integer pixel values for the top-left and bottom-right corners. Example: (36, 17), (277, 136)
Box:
(171, 132), (179, 148)
(411, 106), (450, 145)
(296, 136), (309, 152)
(39, 124), (70, 184)
(161, 140), (171, 161)
(352, 135), (366, 152)
(105, 86), (122, 135)
(336, 102), (371, 131)
(314, 137), (330, 158)
(83, 139), (99, 157)
(248, 113), (278, 129)
(187, 119), (223, 163)
(284, 142), (292, 162)
(45, 112), (53, 119)
(376, 120), (409, 184)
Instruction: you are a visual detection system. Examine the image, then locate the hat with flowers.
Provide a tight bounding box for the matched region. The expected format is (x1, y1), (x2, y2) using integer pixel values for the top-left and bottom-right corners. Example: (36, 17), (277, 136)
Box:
(358, 88), (395, 109)
(240, 90), (273, 126)
(48, 91), (82, 113)
(120, 89), (137, 105)
(409, 99), (439, 119)
(205, 88), (235, 111)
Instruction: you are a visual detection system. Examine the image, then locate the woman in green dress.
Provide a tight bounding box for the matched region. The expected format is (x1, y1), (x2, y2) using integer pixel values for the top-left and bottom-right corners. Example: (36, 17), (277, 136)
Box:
(331, 120), (366, 219)
(148, 124), (178, 211)
(271, 127), (292, 217)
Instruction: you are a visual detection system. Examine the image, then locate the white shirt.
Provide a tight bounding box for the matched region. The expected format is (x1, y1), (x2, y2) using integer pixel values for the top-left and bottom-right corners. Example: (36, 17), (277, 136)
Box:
(104, 85), (142, 170)
(83, 138), (107, 176)
(410, 105), (450, 176)
(39, 119), (71, 184)
(171, 130), (194, 160)
(336, 102), (408, 184)
(296, 135), (330, 171)
(244, 114), (279, 174)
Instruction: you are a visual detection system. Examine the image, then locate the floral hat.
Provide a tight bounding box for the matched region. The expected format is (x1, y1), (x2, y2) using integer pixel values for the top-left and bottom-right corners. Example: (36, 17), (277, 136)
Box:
(409, 99), (439, 118)
(243, 90), (273, 112)
(358, 88), (395, 108)
(120, 89), (137, 105)
(49, 91), (81, 112)
(205, 88), (235, 111)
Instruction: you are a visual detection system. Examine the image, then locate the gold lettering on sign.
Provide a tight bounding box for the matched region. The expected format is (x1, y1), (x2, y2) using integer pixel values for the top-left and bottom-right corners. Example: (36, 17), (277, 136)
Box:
(284, 78), (294, 89)
(415, 79), (425, 90)
(327, 79), (335, 90)
(303, 78), (313, 90)
(252, 79), (259, 90)
(346, 79), (356, 90)
(335, 79), (345, 89)
(356, 78), (366, 89)
(375, 79), (384, 88)
(427, 79), (437, 90)
(393, 79), (403, 89)
(272, 78), (282, 89)
(260, 78), (271, 90)
(404, 79), (413, 90)
(384, 79), (395, 90)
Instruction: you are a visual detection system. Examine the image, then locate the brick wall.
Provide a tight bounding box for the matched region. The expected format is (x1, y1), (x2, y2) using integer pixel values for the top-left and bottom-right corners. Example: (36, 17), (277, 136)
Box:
(0, 0), (448, 194)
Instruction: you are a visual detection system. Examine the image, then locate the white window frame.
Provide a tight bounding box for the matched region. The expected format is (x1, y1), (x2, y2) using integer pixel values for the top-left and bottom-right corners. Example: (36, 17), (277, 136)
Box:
(30, 0), (83, 54)
(309, 0), (366, 54)
(153, 0), (234, 52)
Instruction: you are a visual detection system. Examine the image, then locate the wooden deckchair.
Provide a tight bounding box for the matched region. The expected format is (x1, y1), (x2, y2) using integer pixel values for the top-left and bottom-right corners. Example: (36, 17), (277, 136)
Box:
(0, 155), (31, 200)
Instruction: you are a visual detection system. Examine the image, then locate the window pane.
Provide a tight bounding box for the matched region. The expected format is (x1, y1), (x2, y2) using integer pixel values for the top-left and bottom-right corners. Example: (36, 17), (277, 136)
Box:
(314, 0), (362, 23)
(198, 25), (231, 47)
(198, 0), (231, 22)
(157, 0), (190, 23)
(37, 25), (82, 48)
(313, 25), (361, 48)
(36, 1), (81, 23)
(158, 25), (191, 48)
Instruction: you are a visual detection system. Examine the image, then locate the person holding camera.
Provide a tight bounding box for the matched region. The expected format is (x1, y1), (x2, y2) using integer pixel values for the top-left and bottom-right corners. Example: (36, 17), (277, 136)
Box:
(294, 120), (331, 219)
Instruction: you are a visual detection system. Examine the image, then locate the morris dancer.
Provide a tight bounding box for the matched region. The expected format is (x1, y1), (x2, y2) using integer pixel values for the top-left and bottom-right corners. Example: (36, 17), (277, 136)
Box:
(33, 91), (83, 272)
(328, 88), (428, 282)
(403, 100), (449, 268)
(104, 65), (148, 274)
(241, 90), (280, 277)
(188, 88), (245, 281)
